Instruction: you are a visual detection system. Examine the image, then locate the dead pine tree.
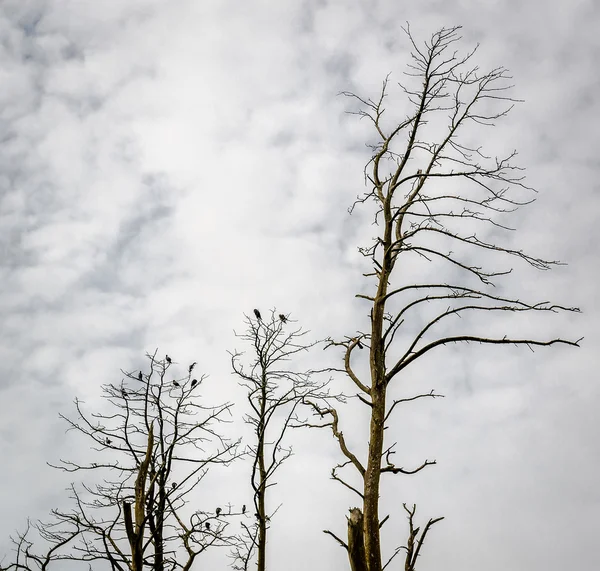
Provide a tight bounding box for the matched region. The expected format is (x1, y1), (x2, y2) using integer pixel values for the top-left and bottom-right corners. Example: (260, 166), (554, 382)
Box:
(229, 310), (333, 571)
(2, 350), (240, 571)
(307, 25), (581, 571)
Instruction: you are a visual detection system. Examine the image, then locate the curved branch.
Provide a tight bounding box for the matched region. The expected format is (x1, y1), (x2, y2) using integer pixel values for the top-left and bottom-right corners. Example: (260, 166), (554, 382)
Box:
(385, 390), (444, 423)
(388, 335), (582, 382)
(303, 401), (365, 477)
(325, 337), (371, 395)
(332, 464), (364, 499)
(397, 301), (578, 372)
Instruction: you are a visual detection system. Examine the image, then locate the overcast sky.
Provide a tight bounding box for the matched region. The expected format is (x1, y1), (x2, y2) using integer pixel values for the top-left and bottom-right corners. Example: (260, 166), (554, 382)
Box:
(1, 1), (599, 570)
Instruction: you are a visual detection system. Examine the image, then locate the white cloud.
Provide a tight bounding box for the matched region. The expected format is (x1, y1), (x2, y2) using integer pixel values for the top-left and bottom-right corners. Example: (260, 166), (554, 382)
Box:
(0, 1), (598, 570)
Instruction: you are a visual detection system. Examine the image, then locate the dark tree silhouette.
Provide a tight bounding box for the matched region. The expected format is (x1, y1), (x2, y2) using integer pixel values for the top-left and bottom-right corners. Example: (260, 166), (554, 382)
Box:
(229, 310), (336, 571)
(307, 25), (580, 571)
(1, 351), (240, 571)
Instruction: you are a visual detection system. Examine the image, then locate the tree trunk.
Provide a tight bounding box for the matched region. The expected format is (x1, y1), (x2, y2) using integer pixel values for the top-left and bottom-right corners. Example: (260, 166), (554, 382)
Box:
(257, 371), (268, 571)
(348, 508), (368, 571)
(363, 383), (386, 571)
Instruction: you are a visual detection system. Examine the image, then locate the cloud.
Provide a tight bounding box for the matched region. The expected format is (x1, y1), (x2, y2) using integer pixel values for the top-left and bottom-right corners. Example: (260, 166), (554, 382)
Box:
(0, 1), (598, 569)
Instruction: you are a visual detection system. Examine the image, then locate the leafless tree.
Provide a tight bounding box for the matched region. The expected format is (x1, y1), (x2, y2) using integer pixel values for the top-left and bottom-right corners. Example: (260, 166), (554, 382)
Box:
(0, 518), (80, 571)
(2, 351), (240, 571)
(228, 310), (334, 571)
(307, 25), (581, 571)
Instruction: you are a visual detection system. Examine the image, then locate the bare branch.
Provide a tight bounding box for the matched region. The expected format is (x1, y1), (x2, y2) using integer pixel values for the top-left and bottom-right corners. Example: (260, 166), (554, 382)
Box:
(323, 530), (348, 551)
(388, 335), (582, 382)
(303, 400), (365, 477)
(385, 390), (444, 422)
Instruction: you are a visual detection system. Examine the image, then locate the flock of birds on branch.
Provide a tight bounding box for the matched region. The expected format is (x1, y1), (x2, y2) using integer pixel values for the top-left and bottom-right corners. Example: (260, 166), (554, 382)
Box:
(110, 310), (288, 411)
(102, 312), (280, 530)
(121, 310), (287, 396)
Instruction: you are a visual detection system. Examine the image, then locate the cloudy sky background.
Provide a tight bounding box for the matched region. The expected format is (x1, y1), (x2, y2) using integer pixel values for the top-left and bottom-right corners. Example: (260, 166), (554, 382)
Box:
(1, 1), (598, 570)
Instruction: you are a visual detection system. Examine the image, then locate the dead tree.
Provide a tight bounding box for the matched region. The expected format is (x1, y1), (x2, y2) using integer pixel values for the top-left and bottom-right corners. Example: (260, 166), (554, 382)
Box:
(0, 518), (80, 571)
(2, 350), (240, 570)
(229, 310), (333, 571)
(308, 25), (581, 571)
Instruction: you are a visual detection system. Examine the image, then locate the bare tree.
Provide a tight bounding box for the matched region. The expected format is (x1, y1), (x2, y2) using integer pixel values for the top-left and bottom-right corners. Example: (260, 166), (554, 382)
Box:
(308, 25), (581, 571)
(229, 310), (333, 571)
(0, 518), (80, 571)
(2, 351), (240, 570)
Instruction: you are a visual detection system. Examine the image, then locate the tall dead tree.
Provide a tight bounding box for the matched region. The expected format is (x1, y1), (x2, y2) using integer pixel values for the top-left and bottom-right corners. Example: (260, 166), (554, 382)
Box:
(308, 25), (580, 571)
(2, 351), (240, 570)
(229, 310), (333, 571)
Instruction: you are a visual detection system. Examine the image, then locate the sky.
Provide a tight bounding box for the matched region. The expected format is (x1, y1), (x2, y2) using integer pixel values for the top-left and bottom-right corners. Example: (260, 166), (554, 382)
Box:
(0, 0), (599, 570)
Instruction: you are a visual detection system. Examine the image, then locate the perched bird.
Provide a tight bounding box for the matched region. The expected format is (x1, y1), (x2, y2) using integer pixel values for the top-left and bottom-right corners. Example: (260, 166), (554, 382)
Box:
(189, 362), (197, 373)
(171, 482), (177, 489)
(278, 314), (287, 323)
(242, 504), (246, 514)
(138, 371), (143, 381)
(253, 309), (262, 320)
(191, 379), (198, 388)
(173, 380), (180, 387)
(205, 522), (211, 530)
(106, 438), (112, 445)
(121, 388), (128, 398)
(357, 340), (363, 350)
(216, 507), (222, 516)
(166, 354), (172, 364)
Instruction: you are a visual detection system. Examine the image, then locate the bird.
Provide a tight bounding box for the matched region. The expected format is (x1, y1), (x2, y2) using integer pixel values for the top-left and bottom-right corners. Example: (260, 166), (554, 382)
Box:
(121, 388), (128, 398)
(357, 340), (363, 350)
(205, 522), (211, 530)
(106, 438), (112, 445)
(242, 504), (246, 514)
(191, 379), (198, 388)
(216, 507), (221, 516)
(166, 355), (172, 364)
(171, 482), (177, 489)
(173, 380), (180, 387)
(189, 362), (197, 373)
(253, 309), (262, 320)
(278, 314), (287, 323)
(138, 371), (143, 381)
